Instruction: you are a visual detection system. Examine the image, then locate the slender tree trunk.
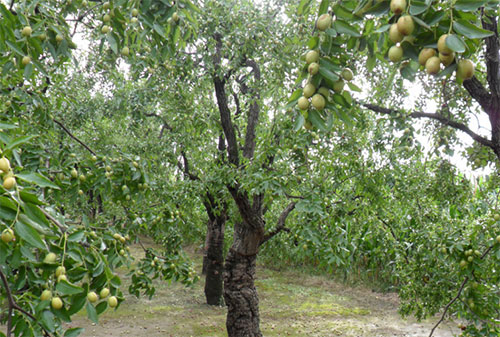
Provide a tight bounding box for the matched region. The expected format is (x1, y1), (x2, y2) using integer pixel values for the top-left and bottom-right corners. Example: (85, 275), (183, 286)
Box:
(204, 216), (225, 305)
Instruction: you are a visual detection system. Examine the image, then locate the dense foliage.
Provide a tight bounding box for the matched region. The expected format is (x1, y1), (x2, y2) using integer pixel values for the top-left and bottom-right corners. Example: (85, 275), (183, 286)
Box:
(1, 0), (499, 336)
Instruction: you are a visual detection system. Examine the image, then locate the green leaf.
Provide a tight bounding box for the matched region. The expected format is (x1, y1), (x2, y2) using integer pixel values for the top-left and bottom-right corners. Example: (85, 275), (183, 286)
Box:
(332, 93), (350, 107)
(19, 191), (45, 205)
(307, 36), (319, 49)
(5, 135), (36, 151)
(445, 34), (466, 53)
(153, 23), (166, 38)
(23, 203), (51, 231)
(56, 280), (84, 296)
(17, 172), (60, 189)
(67, 293), (87, 315)
(288, 89), (302, 103)
(107, 34), (118, 54)
(409, 1), (429, 15)
(297, 0), (311, 15)
(85, 301), (98, 324)
(411, 16), (431, 30)
(318, 67), (340, 83)
(308, 110), (328, 132)
(0, 123), (18, 130)
(334, 20), (361, 37)
(294, 114), (305, 132)
(6, 41), (25, 57)
(453, 20), (494, 39)
(67, 230), (85, 242)
(319, 58), (341, 73)
(23, 63), (33, 79)
(454, 0), (488, 12)
(41, 310), (56, 333)
(14, 220), (47, 250)
(63, 328), (84, 337)
(347, 82), (362, 92)
(318, 0), (329, 15)
(365, 1), (390, 16)
(436, 64), (458, 78)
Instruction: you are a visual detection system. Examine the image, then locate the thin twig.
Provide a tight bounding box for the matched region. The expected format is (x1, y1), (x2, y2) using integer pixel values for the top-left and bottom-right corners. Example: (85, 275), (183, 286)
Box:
(40, 208), (67, 233)
(53, 119), (97, 155)
(429, 243), (496, 336)
(428, 276), (469, 337)
(0, 267), (52, 336)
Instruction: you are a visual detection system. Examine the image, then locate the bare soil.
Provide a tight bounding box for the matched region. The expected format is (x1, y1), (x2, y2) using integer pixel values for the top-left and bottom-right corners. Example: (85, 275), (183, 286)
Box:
(68, 245), (460, 337)
(3, 243), (461, 337)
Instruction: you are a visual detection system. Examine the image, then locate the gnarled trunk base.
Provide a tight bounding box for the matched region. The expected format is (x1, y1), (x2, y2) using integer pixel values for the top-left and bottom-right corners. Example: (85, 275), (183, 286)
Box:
(223, 249), (261, 337)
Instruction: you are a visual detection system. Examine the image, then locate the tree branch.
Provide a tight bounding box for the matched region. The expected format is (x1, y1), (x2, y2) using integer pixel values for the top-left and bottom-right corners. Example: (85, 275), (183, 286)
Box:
(428, 243), (496, 337)
(213, 33), (240, 166)
(463, 77), (493, 113)
(361, 103), (494, 149)
(242, 59), (261, 160)
(428, 276), (469, 337)
(53, 119), (97, 155)
(40, 207), (67, 233)
(259, 201), (296, 246)
(0, 267), (51, 337)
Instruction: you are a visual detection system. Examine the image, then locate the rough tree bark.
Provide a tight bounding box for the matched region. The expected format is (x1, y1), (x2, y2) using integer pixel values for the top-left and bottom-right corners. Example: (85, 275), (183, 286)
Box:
(203, 209), (226, 305)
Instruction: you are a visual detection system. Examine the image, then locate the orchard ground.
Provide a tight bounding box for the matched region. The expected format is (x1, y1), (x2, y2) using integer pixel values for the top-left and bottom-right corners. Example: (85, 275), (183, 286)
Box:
(3, 240), (460, 337)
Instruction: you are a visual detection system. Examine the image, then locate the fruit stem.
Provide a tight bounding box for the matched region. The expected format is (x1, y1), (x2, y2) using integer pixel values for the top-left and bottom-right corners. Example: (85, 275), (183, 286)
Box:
(62, 232), (67, 265)
(448, 1), (455, 34)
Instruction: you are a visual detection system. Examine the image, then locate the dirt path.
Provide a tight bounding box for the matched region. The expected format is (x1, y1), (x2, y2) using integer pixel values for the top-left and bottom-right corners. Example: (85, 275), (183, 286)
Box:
(2, 244), (460, 336)
(66, 246), (460, 337)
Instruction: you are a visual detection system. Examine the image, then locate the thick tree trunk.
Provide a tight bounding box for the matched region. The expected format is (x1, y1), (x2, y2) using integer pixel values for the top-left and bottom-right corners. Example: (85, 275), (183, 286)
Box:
(224, 249), (261, 337)
(204, 216), (225, 305)
(223, 222), (263, 337)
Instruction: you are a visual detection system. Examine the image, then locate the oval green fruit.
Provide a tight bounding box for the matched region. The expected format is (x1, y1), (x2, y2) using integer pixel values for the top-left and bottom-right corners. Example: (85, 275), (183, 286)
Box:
(55, 266), (66, 278)
(51, 297), (63, 310)
(305, 50), (319, 64)
(100, 288), (110, 298)
(437, 34), (453, 55)
(425, 56), (441, 75)
(22, 26), (32, 37)
(108, 296), (118, 308)
(388, 45), (403, 62)
(3, 176), (16, 190)
(341, 68), (353, 81)
(418, 48), (436, 66)
(44, 252), (57, 264)
(439, 52), (455, 67)
(297, 97), (309, 110)
(41, 290), (52, 301)
(311, 94), (326, 110)
(308, 62), (319, 75)
(87, 291), (98, 303)
(316, 14), (331, 31)
(303, 83), (316, 98)
(0, 157), (10, 172)
(457, 59), (474, 80)
(390, 0), (406, 14)
(396, 15), (414, 36)
(1, 228), (14, 243)
(388, 24), (403, 43)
